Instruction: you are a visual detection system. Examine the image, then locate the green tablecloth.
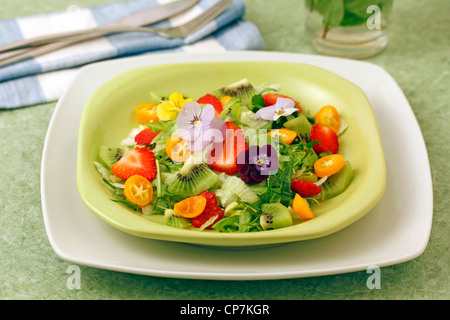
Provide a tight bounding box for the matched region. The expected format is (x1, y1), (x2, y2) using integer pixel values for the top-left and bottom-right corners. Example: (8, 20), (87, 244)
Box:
(0, 0), (448, 300)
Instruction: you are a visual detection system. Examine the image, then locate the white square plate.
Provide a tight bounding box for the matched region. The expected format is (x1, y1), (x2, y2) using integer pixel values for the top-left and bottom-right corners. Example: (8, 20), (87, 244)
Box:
(41, 51), (433, 280)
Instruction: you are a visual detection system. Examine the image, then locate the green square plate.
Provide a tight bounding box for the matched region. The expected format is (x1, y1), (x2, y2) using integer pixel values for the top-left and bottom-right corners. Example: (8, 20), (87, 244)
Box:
(77, 60), (386, 247)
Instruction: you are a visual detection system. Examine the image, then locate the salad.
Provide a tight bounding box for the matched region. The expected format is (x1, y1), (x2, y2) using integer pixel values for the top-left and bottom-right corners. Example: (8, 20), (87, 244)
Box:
(94, 79), (354, 232)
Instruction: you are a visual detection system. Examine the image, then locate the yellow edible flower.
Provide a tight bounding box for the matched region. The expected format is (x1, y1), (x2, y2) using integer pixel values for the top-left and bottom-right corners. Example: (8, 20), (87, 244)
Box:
(156, 92), (193, 121)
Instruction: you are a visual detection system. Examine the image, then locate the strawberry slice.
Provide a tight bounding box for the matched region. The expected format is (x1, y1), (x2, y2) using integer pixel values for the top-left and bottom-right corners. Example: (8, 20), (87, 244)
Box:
(224, 121), (240, 130)
(310, 124), (339, 154)
(192, 191), (224, 229)
(135, 128), (160, 146)
(110, 147), (157, 181)
(290, 180), (322, 197)
(198, 94), (223, 116)
(263, 93), (302, 113)
(209, 122), (248, 175)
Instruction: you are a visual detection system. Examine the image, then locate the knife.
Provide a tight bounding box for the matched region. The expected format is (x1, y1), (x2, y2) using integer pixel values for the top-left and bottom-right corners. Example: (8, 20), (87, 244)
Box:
(0, 0), (199, 53)
(104, 0), (199, 28)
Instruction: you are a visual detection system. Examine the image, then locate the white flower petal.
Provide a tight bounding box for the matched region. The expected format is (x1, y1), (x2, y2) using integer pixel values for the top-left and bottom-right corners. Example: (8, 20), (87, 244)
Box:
(176, 101), (202, 129)
(276, 97), (296, 108)
(254, 105), (278, 120)
(199, 104), (216, 124)
(281, 107), (298, 117)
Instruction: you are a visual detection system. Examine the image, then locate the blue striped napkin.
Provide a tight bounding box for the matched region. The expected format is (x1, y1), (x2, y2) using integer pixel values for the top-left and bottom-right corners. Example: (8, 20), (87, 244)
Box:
(0, 0), (264, 109)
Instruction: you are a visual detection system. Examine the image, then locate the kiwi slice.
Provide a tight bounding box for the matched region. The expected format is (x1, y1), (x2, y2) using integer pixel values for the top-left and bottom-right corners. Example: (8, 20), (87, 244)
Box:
(284, 114), (312, 139)
(218, 97), (242, 120)
(164, 209), (191, 229)
(99, 146), (127, 168)
(293, 171), (318, 183)
(214, 78), (256, 106)
(321, 161), (354, 201)
(166, 161), (219, 197)
(260, 203), (294, 230)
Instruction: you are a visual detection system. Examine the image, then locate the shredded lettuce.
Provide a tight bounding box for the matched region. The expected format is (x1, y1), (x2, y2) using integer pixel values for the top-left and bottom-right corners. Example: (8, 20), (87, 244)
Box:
(94, 161), (123, 186)
(149, 91), (163, 104)
(215, 175), (260, 207)
(337, 116), (348, 135)
(121, 125), (146, 147)
(198, 214), (219, 231)
(148, 120), (179, 159)
(248, 182), (268, 195)
(239, 107), (272, 131)
(212, 207), (262, 233)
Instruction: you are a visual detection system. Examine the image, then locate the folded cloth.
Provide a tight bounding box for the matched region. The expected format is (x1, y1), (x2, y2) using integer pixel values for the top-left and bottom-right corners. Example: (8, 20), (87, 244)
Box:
(0, 0), (264, 109)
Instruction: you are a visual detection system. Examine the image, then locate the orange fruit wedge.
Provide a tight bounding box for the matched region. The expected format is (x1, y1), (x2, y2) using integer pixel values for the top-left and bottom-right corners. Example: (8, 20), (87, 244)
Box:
(314, 154), (345, 178)
(314, 105), (340, 133)
(220, 95), (232, 107)
(135, 103), (159, 124)
(165, 133), (192, 163)
(267, 128), (297, 145)
(174, 195), (207, 218)
(292, 194), (315, 220)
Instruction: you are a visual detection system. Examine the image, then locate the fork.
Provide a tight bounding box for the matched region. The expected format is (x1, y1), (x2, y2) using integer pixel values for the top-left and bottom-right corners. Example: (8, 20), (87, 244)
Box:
(0, 0), (233, 68)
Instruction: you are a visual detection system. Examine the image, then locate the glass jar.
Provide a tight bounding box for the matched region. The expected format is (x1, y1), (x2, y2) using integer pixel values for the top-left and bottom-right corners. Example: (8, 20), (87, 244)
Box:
(305, 0), (393, 59)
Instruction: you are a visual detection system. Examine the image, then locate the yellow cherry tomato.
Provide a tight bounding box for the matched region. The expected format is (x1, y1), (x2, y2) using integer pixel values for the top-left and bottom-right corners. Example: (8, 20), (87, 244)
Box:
(135, 103), (159, 124)
(124, 175), (153, 208)
(165, 133), (192, 163)
(174, 195), (207, 218)
(314, 105), (340, 133)
(314, 154), (345, 178)
(292, 194), (315, 220)
(267, 128), (297, 145)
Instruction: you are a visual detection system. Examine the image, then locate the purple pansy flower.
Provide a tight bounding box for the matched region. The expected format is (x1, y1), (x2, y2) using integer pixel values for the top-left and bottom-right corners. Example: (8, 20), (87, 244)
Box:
(236, 145), (279, 185)
(254, 97), (298, 121)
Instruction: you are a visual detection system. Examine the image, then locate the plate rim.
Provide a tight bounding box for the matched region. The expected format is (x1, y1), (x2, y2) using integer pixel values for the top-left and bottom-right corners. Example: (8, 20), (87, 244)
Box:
(41, 50), (433, 280)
